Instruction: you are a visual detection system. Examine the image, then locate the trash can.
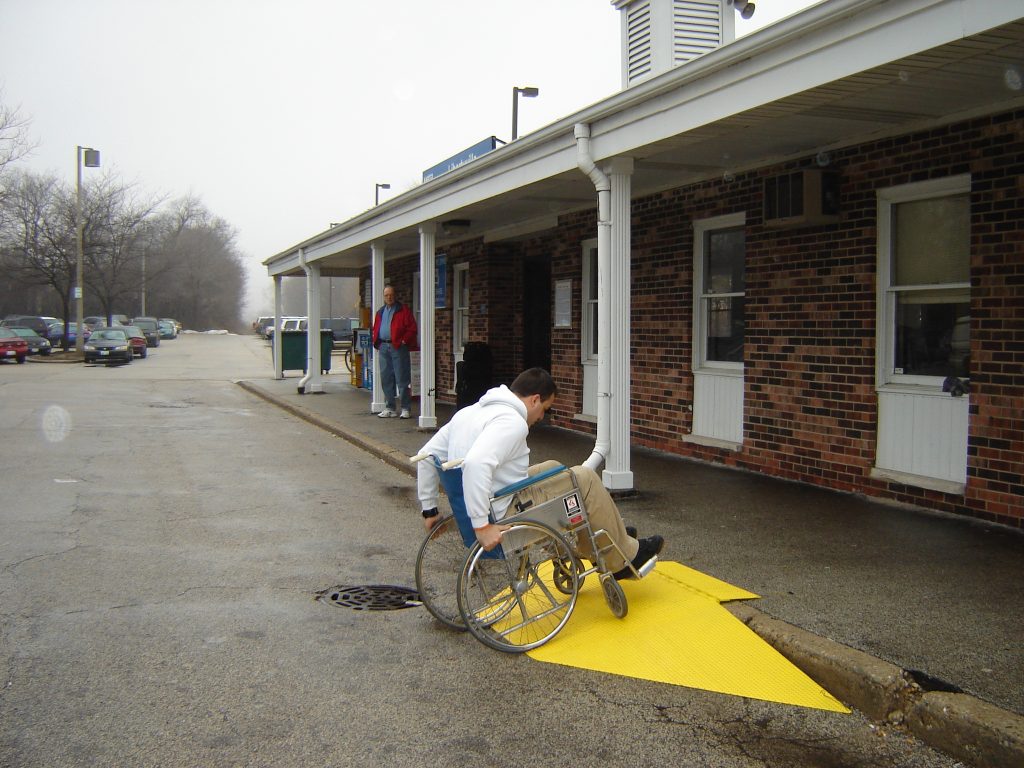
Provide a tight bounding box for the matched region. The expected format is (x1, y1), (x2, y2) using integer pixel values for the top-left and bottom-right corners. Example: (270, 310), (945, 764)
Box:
(456, 341), (493, 409)
(275, 330), (333, 374)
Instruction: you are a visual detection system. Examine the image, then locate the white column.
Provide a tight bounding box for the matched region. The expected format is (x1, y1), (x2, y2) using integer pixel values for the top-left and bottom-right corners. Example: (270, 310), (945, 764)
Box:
(418, 222), (437, 429)
(273, 275), (283, 379)
(604, 157), (634, 490)
(301, 258), (323, 394)
(371, 242), (385, 412)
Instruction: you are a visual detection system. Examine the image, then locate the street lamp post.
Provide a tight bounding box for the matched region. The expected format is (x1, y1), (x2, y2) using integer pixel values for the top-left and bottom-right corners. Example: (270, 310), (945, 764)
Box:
(511, 86), (539, 141)
(375, 182), (390, 206)
(75, 145), (100, 352)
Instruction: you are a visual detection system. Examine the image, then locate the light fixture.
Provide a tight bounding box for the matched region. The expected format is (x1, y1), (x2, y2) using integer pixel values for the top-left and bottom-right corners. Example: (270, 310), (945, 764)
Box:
(733, 1), (755, 20)
(375, 182), (391, 206)
(511, 86), (539, 141)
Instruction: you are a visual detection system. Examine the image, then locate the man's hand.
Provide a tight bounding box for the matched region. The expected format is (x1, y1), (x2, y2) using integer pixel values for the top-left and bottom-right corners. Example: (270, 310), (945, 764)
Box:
(475, 523), (509, 551)
(423, 511), (442, 533)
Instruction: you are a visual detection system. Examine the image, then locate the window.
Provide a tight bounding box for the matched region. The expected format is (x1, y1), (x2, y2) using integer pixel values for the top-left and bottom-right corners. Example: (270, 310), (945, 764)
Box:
(582, 240), (598, 362)
(878, 176), (970, 384)
(694, 217), (745, 369)
(453, 263), (469, 352)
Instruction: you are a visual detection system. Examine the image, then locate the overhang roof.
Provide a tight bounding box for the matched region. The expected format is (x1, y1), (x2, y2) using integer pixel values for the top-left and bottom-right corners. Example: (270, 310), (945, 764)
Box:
(265, 0), (1024, 278)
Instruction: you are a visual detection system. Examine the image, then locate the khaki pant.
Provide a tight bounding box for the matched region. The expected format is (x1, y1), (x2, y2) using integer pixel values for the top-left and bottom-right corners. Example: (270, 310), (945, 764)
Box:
(513, 460), (639, 572)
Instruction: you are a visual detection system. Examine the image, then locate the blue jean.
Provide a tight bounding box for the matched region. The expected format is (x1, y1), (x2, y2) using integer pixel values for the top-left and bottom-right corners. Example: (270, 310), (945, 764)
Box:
(378, 342), (411, 411)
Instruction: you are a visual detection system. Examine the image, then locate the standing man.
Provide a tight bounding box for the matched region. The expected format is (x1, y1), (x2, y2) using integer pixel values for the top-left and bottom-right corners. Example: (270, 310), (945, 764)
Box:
(372, 284), (417, 419)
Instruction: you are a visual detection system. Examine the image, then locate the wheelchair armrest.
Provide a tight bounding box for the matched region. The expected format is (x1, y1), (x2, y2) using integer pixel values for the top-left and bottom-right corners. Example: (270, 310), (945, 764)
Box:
(492, 464), (568, 500)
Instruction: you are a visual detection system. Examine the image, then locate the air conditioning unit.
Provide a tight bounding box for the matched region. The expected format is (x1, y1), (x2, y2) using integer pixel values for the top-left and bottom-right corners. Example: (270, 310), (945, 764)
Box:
(763, 169), (840, 228)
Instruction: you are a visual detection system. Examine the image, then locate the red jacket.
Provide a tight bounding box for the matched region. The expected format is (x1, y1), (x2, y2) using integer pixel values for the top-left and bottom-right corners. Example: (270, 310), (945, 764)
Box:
(372, 302), (418, 350)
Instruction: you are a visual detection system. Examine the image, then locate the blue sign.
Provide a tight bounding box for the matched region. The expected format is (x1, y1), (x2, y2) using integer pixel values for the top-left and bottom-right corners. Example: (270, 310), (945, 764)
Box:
(422, 136), (502, 182)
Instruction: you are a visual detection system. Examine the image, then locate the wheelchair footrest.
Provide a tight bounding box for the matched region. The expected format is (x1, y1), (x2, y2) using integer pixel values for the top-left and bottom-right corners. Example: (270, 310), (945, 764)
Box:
(635, 554), (658, 579)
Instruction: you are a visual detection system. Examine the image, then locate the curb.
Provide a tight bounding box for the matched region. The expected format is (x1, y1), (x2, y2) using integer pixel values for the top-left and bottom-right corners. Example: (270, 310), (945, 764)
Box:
(238, 379), (1024, 768)
(726, 604), (1024, 768)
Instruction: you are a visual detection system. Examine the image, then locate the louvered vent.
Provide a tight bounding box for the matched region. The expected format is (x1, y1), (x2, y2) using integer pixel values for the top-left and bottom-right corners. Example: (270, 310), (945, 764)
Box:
(626, 1), (653, 84)
(674, 1), (724, 64)
(616, 0), (735, 88)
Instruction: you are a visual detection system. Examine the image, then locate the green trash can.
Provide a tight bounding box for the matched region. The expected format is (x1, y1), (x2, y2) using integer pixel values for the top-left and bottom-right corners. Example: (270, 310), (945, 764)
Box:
(275, 330), (334, 373)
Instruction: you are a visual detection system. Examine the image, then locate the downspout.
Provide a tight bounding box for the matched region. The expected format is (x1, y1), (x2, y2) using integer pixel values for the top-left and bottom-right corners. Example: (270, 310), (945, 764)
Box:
(575, 123), (611, 472)
(297, 248), (322, 395)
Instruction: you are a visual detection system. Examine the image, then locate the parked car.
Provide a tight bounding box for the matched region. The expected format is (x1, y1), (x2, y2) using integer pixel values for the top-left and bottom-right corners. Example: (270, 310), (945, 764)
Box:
(0, 327), (29, 364)
(7, 326), (51, 356)
(157, 320), (176, 339)
(1, 315), (51, 338)
(112, 325), (148, 358)
(83, 328), (133, 366)
(47, 322), (89, 346)
(130, 318), (161, 347)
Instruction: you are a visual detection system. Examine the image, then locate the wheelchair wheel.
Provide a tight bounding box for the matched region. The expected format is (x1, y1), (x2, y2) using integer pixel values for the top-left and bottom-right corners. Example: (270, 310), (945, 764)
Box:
(600, 574), (628, 619)
(414, 515), (467, 630)
(457, 521), (580, 653)
(552, 556), (585, 595)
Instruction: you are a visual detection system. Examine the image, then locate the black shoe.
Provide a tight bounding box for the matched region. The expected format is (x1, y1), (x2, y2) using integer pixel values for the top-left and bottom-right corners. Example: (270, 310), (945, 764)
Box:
(626, 526), (637, 538)
(613, 535), (665, 580)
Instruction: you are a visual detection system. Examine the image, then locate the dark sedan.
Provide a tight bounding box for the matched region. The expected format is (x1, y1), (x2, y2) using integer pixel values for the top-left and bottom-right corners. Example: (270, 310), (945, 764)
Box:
(8, 326), (52, 356)
(112, 325), (148, 358)
(131, 318), (161, 347)
(0, 328), (29, 364)
(83, 328), (133, 366)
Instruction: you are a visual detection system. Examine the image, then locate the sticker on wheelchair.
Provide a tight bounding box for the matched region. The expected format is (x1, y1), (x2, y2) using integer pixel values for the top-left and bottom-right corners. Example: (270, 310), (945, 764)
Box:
(563, 493), (584, 525)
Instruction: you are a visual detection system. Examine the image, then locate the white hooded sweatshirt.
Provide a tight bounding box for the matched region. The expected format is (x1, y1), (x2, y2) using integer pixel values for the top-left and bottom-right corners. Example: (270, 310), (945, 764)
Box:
(417, 385), (530, 528)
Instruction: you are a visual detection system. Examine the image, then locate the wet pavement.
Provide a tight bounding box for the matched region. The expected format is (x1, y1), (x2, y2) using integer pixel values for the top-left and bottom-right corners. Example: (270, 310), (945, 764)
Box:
(238, 359), (1024, 767)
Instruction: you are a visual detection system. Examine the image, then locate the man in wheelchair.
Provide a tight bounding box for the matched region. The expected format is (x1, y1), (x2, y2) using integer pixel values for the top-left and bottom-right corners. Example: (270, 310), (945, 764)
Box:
(417, 367), (664, 580)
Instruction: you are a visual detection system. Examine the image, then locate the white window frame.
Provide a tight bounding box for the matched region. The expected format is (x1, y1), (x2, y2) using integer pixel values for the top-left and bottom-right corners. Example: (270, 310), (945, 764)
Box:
(453, 262), (469, 353)
(693, 212), (746, 374)
(581, 239), (598, 364)
(876, 174), (971, 391)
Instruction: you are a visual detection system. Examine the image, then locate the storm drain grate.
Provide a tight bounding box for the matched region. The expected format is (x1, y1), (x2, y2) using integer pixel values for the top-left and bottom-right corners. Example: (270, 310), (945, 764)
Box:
(316, 584), (422, 611)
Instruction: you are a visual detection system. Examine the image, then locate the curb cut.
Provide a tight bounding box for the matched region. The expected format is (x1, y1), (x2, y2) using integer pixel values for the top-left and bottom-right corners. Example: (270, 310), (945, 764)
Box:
(239, 379), (1024, 768)
(727, 603), (1024, 768)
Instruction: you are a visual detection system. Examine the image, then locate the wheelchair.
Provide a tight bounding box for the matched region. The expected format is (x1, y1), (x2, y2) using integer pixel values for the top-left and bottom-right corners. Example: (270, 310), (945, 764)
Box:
(413, 455), (656, 653)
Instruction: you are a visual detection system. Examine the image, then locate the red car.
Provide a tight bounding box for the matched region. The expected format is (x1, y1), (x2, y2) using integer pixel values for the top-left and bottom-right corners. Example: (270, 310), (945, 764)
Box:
(0, 327), (29, 363)
(112, 326), (148, 358)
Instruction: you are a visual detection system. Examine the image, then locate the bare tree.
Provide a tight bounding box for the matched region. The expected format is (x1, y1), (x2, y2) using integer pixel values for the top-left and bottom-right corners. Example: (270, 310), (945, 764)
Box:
(80, 174), (163, 323)
(0, 170), (77, 344)
(144, 196), (247, 330)
(0, 94), (35, 178)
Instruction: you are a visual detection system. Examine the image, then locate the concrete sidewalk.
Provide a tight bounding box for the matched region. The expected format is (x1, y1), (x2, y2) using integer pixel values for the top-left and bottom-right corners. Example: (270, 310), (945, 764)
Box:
(238, 373), (1023, 768)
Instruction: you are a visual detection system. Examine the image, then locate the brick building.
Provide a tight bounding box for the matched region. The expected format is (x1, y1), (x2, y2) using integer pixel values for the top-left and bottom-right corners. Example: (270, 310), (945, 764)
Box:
(265, 0), (1023, 527)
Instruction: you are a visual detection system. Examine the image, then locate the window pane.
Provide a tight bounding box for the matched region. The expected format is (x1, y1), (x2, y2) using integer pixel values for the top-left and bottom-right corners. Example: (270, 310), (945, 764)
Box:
(705, 295), (744, 363)
(705, 229), (745, 293)
(894, 297), (969, 377)
(893, 195), (969, 285)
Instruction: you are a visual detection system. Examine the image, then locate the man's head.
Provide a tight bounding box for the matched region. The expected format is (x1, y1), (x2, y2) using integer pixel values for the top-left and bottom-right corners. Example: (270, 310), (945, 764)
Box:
(510, 367), (557, 426)
(383, 285), (396, 306)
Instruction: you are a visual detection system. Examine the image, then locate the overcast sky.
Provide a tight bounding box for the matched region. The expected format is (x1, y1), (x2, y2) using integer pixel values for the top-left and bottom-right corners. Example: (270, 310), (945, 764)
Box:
(0, 0), (817, 316)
